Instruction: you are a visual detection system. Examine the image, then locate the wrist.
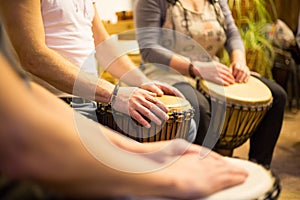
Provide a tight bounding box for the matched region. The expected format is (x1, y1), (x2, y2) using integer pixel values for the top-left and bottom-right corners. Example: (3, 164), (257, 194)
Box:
(108, 83), (120, 106)
(95, 79), (115, 103)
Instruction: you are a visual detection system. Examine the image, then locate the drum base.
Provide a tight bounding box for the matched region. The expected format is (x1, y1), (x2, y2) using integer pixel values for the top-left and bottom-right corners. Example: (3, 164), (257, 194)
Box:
(214, 148), (234, 157)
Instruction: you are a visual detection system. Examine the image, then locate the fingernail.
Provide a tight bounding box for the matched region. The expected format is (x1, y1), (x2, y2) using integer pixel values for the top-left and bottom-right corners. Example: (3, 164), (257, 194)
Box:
(145, 124), (151, 128)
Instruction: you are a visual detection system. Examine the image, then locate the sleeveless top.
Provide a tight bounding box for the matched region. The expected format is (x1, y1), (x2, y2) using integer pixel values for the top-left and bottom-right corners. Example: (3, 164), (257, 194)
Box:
(27, 0), (97, 96)
(41, 0), (97, 74)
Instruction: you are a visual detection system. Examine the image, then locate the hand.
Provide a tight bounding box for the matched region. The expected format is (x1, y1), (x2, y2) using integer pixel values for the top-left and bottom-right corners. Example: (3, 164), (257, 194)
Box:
(230, 62), (251, 83)
(163, 149), (248, 199)
(133, 139), (248, 199)
(111, 87), (169, 128)
(193, 61), (235, 86)
(140, 80), (185, 98)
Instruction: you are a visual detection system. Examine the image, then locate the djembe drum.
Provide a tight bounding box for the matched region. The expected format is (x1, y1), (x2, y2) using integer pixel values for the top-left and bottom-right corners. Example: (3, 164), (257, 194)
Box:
(96, 95), (194, 142)
(124, 157), (281, 200)
(197, 76), (273, 156)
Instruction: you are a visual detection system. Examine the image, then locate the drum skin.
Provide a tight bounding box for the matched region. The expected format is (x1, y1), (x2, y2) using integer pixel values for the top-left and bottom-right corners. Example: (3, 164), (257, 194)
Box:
(198, 76), (273, 150)
(96, 95), (194, 142)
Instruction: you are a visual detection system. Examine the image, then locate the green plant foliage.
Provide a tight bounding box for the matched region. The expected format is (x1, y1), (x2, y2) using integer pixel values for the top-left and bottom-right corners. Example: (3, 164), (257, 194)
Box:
(224, 0), (277, 78)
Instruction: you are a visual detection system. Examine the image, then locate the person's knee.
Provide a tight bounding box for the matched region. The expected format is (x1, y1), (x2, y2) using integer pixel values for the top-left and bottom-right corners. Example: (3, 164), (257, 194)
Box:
(272, 84), (287, 108)
(198, 96), (210, 115)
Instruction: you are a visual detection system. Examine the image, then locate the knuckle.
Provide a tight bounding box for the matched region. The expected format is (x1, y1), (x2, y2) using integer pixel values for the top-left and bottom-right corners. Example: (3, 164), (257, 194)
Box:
(144, 110), (152, 117)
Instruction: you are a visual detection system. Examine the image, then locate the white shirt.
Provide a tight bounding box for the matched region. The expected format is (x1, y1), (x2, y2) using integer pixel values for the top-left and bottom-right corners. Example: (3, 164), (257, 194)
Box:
(41, 0), (97, 74)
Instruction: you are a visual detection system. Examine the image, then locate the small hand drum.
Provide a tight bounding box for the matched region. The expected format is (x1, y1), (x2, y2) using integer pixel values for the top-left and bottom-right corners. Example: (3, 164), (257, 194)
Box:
(96, 95), (194, 142)
(203, 157), (281, 200)
(197, 76), (273, 155)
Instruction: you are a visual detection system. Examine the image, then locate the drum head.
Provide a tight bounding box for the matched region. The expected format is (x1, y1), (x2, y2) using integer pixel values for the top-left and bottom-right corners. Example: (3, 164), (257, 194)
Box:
(204, 157), (278, 200)
(200, 76), (272, 106)
(121, 158), (279, 200)
(156, 95), (192, 113)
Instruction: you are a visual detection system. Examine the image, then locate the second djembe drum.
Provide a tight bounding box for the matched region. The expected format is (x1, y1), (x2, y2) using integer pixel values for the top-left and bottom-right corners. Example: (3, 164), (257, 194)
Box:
(96, 95), (194, 142)
(198, 76), (273, 156)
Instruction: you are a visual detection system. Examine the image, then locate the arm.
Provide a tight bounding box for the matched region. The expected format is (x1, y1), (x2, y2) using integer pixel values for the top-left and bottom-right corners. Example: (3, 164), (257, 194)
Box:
(135, 0), (202, 77)
(92, 4), (183, 98)
(92, 4), (149, 87)
(134, 0), (181, 70)
(0, 52), (247, 199)
(219, 0), (245, 55)
(0, 52), (168, 197)
(92, 3), (186, 127)
(219, 0), (250, 82)
(135, 0), (235, 85)
(0, 0), (115, 103)
(0, 0), (177, 127)
(93, 3), (181, 95)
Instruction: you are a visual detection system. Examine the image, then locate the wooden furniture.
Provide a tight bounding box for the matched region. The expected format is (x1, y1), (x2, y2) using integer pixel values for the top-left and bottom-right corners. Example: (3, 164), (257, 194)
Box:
(102, 20), (135, 35)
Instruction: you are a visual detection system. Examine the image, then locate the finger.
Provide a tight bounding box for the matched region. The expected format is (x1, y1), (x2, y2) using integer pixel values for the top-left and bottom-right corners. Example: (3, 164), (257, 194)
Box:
(238, 73), (248, 83)
(130, 110), (151, 128)
(142, 99), (169, 121)
(218, 67), (235, 82)
(235, 67), (250, 83)
(207, 76), (225, 85)
(149, 104), (170, 121)
(244, 72), (250, 82)
(151, 86), (164, 96)
(235, 71), (245, 83)
(135, 103), (164, 126)
(141, 84), (164, 96)
(142, 89), (158, 97)
(219, 73), (235, 85)
(170, 87), (185, 98)
(145, 95), (169, 113)
(154, 82), (185, 98)
(156, 84), (175, 95)
(243, 68), (251, 82)
(231, 63), (240, 77)
(221, 80), (232, 86)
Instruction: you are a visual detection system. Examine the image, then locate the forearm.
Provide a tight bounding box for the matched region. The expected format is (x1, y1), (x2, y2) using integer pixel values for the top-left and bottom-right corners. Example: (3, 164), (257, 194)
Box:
(219, 0), (245, 54)
(230, 49), (246, 65)
(0, 0), (115, 103)
(0, 55), (170, 197)
(92, 5), (150, 87)
(20, 47), (115, 103)
(135, 0), (193, 77)
(95, 37), (150, 87)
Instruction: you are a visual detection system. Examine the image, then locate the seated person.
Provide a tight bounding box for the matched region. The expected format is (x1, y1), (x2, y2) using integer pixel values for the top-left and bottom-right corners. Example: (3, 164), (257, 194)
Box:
(0, 22), (247, 199)
(134, 0), (287, 168)
(0, 0), (185, 130)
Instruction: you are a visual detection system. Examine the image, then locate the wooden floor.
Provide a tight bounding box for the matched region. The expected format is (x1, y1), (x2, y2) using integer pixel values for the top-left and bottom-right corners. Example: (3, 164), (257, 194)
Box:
(234, 108), (300, 200)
